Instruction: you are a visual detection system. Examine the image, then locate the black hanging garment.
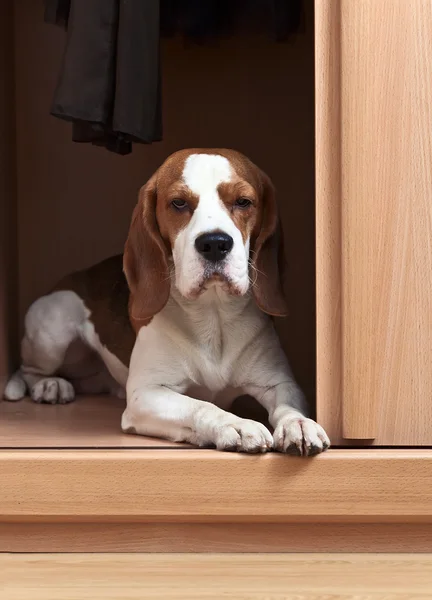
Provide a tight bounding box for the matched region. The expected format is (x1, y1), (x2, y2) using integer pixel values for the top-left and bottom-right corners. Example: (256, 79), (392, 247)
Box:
(45, 0), (162, 155)
(45, 0), (302, 155)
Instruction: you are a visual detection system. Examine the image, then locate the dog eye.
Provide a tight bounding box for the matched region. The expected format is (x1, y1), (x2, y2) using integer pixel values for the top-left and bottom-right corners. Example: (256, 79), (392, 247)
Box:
(235, 197), (252, 208)
(171, 198), (188, 210)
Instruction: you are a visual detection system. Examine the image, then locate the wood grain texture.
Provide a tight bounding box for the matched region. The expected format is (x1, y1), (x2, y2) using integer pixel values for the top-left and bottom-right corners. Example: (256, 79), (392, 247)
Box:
(1, 449), (432, 522)
(3, 522), (432, 553)
(315, 0), (343, 441)
(3, 554), (432, 599)
(0, 396), (188, 448)
(341, 0), (432, 442)
(316, 0), (432, 444)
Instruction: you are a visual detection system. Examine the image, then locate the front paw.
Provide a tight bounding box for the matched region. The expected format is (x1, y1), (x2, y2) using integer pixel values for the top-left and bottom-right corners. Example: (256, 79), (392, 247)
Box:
(215, 419), (273, 453)
(273, 417), (330, 456)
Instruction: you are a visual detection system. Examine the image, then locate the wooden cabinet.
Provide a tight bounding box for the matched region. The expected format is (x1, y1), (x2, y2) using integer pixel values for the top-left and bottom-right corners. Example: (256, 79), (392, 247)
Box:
(317, 0), (432, 446)
(1, 0), (432, 553)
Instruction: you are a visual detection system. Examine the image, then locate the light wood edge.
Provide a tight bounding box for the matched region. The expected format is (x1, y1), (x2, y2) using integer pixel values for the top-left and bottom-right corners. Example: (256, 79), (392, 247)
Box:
(315, 0), (382, 441)
(2, 522), (432, 553)
(315, 0), (343, 441)
(1, 449), (432, 522)
(339, 0), (381, 439)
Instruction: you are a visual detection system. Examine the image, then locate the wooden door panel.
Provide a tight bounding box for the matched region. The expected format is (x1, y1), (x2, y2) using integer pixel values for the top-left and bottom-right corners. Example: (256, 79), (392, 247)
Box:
(316, 0), (432, 445)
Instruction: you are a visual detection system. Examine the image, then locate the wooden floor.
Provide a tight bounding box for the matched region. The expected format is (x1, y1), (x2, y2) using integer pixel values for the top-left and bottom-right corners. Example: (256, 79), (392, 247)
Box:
(0, 396), (182, 448)
(0, 394), (267, 448)
(2, 554), (432, 599)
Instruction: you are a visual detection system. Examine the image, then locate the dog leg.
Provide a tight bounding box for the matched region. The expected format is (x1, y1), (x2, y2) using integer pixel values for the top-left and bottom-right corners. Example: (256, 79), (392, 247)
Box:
(246, 379), (330, 456)
(122, 384), (273, 453)
(14, 291), (87, 404)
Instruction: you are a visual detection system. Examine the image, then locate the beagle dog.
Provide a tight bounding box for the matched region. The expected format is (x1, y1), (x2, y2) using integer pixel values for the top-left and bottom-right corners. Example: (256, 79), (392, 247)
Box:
(5, 149), (330, 455)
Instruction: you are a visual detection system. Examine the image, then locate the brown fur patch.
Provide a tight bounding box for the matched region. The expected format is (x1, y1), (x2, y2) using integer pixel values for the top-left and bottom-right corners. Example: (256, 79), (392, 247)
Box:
(217, 180), (258, 243)
(157, 185), (199, 247)
(53, 255), (135, 367)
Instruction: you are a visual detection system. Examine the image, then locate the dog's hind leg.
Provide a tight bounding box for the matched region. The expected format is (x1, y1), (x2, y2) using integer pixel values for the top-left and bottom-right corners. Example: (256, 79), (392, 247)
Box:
(5, 291), (88, 404)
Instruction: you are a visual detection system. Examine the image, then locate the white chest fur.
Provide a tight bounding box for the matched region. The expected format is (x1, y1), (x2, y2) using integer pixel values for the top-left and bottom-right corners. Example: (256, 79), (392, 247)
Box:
(129, 287), (271, 402)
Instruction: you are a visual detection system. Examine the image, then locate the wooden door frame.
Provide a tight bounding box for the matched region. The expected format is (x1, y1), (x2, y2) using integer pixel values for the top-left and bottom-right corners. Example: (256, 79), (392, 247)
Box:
(315, 0), (344, 444)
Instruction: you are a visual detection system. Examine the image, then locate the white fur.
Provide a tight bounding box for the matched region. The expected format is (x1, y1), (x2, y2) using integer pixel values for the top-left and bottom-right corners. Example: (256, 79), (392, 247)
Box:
(4, 371), (27, 400)
(173, 154), (250, 299)
(5, 153), (330, 455)
(4, 291), (125, 404)
(123, 283), (329, 454)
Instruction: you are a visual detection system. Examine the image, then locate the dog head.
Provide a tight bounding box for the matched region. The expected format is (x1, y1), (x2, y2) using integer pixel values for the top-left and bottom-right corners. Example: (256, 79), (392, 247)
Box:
(124, 149), (287, 325)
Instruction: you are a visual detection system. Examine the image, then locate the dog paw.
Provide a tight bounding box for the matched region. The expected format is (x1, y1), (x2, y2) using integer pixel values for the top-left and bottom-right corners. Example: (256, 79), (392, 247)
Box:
(215, 419), (273, 453)
(3, 372), (26, 401)
(31, 378), (75, 405)
(273, 417), (330, 456)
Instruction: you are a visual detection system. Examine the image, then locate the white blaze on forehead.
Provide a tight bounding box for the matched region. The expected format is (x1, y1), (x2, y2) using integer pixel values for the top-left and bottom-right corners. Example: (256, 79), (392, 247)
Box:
(173, 153), (250, 297)
(182, 154), (234, 235)
(182, 154), (232, 196)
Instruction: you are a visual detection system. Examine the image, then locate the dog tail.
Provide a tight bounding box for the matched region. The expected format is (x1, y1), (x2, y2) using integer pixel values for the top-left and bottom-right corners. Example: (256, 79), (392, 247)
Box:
(4, 370), (27, 401)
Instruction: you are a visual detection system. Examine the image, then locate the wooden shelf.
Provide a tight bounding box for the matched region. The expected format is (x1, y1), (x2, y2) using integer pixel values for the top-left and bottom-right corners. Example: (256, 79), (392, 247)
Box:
(2, 397), (432, 552)
(1, 448), (432, 522)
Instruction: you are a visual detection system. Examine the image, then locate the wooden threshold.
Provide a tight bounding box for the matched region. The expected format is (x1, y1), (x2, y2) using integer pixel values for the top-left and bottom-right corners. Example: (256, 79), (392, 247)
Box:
(3, 554), (432, 599)
(2, 397), (432, 552)
(1, 449), (432, 523)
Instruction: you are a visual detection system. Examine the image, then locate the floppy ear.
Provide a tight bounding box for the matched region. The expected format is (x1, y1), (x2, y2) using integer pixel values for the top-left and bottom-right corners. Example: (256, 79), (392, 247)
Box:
(123, 173), (170, 323)
(251, 170), (288, 317)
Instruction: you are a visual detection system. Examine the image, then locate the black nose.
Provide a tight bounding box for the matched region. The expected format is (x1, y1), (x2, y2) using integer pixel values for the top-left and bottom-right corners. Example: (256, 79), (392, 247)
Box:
(195, 232), (234, 262)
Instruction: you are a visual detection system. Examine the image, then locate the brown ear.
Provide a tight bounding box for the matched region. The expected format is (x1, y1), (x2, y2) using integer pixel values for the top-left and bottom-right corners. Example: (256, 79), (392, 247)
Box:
(123, 173), (170, 323)
(251, 171), (288, 317)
